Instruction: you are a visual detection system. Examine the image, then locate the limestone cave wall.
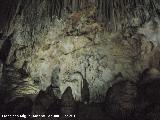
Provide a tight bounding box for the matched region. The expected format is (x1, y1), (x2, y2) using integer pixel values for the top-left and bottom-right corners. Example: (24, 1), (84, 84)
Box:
(0, 0), (160, 103)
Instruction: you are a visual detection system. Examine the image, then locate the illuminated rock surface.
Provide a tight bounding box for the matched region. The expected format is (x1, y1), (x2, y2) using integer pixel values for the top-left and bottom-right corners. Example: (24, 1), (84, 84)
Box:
(0, 0), (160, 102)
(0, 1), (160, 119)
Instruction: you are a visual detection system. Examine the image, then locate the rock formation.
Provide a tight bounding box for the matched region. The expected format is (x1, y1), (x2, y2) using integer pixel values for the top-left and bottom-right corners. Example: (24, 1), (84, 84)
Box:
(81, 78), (90, 104)
(0, 0), (159, 102)
(104, 79), (137, 120)
(0, 0), (160, 119)
(32, 90), (53, 116)
(136, 68), (160, 120)
(61, 87), (77, 115)
(5, 96), (33, 120)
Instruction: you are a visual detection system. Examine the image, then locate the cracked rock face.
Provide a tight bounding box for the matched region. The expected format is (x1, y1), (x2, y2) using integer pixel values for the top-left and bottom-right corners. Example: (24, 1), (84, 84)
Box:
(0, 0), (160, 103)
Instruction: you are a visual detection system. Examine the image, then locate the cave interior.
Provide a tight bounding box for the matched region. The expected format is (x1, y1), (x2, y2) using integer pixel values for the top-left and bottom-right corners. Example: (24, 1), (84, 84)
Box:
(0, 0), (160, 120)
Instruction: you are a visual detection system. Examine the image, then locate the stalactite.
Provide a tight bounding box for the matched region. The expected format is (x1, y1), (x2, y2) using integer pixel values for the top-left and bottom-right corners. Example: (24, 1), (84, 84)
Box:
(1, 0), (160, 33)
(96, 0), (160, 31)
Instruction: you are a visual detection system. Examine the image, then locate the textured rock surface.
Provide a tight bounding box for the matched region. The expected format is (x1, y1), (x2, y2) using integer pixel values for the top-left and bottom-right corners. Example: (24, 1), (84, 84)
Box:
(0, 0), (160, 103)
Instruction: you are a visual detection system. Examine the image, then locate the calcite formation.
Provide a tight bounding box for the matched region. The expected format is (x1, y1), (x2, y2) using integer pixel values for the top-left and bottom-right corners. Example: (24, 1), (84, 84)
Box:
(0, 0), (160, 103)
